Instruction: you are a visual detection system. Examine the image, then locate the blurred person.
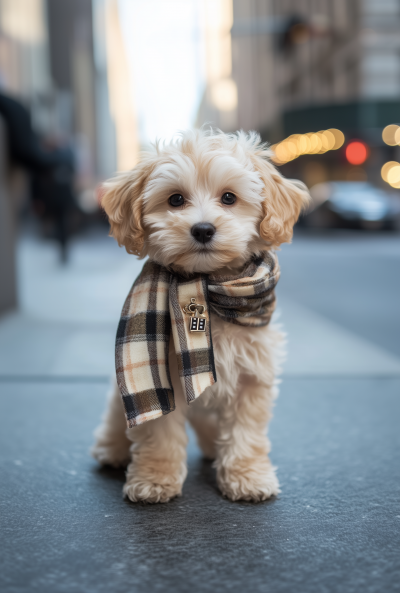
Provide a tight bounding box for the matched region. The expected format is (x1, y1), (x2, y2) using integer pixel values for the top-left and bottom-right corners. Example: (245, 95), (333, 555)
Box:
(0, 92), (76, 262)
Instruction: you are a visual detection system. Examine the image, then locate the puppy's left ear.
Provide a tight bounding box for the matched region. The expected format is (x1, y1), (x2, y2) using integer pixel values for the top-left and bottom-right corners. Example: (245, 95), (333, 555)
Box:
(251, 151), (310, 246)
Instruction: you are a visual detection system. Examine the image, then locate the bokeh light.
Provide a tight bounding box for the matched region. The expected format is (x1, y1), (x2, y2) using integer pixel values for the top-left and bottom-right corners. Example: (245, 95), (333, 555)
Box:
(328, 129), (345, 149)
(382, 124), (400, 146)
(322, 130), (335, 150)
(309, 133), (321, 153)
(387, 165), (400, 185)
(317, 132), (329, 152)
(345, 141), (368, 165)
(271, 128), (345, 165)
(297, 135), (310, 153)
(381, 161), (398, 182)
(381, 161), (400, 188)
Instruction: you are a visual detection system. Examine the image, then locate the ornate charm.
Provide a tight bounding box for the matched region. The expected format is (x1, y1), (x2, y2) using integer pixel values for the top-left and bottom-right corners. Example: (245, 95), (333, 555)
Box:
(183, 298), (207, 332)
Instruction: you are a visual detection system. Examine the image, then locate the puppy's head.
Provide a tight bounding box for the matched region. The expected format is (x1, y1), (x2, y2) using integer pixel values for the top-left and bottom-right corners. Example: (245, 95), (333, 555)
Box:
(102, 129), (310, 274)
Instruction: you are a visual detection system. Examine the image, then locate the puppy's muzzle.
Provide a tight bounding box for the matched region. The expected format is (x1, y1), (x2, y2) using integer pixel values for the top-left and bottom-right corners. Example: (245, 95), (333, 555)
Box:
(191, 222), (216, 244)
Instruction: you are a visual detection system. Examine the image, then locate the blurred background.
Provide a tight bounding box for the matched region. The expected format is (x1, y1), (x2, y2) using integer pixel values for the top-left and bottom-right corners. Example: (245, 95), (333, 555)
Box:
(0, 0), (399, 377)
(1, 4), (400, 589)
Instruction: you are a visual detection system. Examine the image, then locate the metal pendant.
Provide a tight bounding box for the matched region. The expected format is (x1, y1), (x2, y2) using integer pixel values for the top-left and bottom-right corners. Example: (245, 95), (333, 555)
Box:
(183, 298), (207, 332)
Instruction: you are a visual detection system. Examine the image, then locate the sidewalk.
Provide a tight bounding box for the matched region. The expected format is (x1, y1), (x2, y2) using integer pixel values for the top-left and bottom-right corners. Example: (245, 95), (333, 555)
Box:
(1, 228), (399, 379)
(1, 228), (399, 593)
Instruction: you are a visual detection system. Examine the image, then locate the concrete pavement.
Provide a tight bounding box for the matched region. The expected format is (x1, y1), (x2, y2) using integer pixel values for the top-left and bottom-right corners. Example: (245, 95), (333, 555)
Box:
(0, 227), (399, 592)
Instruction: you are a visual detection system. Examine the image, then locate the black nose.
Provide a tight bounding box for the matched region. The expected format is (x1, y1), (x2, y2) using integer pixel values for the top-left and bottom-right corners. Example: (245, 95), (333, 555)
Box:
(191, 222), (216, 244)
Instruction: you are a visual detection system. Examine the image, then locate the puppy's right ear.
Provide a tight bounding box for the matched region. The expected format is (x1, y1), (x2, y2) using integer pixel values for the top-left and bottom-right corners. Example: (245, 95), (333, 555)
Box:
(101, 158), (154, 256)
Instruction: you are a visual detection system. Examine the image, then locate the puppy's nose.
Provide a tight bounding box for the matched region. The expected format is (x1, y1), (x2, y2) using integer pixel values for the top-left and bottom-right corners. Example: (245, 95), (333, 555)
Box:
(191, 222), (216, 244)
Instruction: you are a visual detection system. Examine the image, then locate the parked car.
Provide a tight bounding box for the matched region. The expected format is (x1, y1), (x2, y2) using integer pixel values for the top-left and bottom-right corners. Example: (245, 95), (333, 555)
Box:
(302, 182), (400, 229)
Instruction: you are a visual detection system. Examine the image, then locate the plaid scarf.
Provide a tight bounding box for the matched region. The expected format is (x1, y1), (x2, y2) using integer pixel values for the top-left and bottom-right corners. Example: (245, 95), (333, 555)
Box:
(116, 251), (280, 427)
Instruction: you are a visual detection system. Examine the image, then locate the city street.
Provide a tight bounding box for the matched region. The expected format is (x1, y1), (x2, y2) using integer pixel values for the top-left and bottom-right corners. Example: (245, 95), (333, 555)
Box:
(1, 1), (399, 591)
(0, 227), (399, 592)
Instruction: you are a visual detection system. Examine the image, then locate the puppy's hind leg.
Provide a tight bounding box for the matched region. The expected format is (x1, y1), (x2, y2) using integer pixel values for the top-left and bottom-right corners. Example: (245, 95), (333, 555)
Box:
(91, 379), (131, 468)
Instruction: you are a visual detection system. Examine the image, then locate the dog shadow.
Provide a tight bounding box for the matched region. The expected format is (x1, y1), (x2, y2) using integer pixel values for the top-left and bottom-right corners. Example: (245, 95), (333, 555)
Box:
(94, 463), (126, 484)
(196, 457), (219, 491)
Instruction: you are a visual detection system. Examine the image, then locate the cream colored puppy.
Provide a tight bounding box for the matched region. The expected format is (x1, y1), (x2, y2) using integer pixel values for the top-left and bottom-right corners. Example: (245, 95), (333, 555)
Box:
(92, 129), (309, 503)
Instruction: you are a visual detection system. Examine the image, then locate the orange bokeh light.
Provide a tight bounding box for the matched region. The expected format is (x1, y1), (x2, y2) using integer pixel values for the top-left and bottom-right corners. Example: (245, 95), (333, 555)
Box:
(345, 141), (368, 165)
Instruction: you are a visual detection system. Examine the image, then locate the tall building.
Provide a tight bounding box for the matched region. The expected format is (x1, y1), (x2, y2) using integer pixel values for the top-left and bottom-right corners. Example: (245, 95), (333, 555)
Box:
(46, 0), (104, 187)
(0, 0), (138, 187)
(196, 0), (239, 131)
(0, 0), (53, 125)
(228, 0), (400, 187)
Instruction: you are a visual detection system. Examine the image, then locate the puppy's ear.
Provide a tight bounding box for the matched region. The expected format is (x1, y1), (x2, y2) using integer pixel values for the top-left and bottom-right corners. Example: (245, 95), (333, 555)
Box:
(251, 149), (310, 246)
(101, 158), (154, 256)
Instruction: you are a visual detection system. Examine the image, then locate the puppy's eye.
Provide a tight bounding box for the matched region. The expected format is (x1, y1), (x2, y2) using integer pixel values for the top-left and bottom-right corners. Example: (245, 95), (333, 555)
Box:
(221, 192), (236, 205)
(168, 194), (185, 207)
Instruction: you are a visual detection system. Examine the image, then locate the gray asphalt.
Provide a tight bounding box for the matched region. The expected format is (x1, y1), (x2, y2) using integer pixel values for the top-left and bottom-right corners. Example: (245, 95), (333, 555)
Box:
(278, 229), (400, 357)
(1, 229), (399, 593)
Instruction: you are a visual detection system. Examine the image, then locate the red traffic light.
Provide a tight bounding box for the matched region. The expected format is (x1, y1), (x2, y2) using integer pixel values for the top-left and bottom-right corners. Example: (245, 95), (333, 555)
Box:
(345, 141), (368, 165)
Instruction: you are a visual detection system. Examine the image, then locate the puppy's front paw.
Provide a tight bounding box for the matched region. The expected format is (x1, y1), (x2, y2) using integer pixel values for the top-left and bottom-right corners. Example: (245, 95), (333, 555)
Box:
(123, 461), (187, 504)
(217, 461), (279, 502)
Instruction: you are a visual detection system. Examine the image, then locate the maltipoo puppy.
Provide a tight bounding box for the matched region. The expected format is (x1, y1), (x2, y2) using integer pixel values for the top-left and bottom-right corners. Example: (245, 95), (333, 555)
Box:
(92, 129), (309, 503)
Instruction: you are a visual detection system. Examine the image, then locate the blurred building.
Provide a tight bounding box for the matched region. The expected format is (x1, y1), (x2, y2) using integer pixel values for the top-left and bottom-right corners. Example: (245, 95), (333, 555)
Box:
(196, 0), (239, 131)
(232, 1), (400, 130)
(0, 0), (138, 312)
(0, 0), (53, 312)
(0, 0), (52, 114)
(0, 0), (139, 190)
(47, 0), (102, 189)
(201, 0), (400, 190)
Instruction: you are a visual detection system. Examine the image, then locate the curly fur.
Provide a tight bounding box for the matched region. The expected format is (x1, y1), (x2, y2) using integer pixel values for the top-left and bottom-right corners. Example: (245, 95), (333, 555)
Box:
(92, 128), (309, 503)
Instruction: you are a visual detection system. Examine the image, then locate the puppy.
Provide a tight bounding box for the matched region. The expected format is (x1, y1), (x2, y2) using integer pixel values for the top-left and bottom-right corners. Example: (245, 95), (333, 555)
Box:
(92, 129), (309, 503)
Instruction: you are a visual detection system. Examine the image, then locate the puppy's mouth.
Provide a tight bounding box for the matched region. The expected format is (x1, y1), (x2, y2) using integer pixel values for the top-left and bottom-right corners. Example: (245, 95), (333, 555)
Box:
(194, 246), (212, 253)
(190, 240), (215, 254)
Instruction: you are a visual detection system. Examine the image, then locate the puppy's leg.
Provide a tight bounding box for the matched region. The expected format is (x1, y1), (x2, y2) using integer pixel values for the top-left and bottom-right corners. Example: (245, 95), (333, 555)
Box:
(215, 375), (279, 502)
(91, 379), (131, 467)
(123, 390), (187, 503)
(187, 399), (218, 460)
(123, 343), (188, 504)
